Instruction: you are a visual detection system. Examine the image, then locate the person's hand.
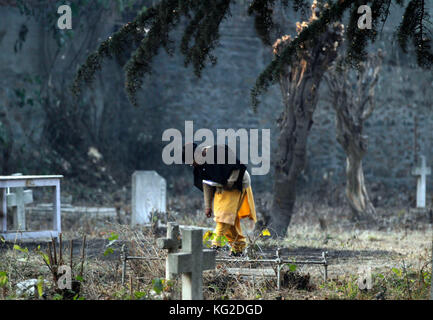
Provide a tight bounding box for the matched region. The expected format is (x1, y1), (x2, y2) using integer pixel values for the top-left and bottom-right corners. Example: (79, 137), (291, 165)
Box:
(205, 208), (212, 218)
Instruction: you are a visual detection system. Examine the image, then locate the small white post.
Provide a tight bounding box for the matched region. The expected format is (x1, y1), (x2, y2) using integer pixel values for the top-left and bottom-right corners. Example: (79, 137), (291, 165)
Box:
(53, 180), (61, 234)
(1, 189), (6, 232)
(411, 155), (431, 208)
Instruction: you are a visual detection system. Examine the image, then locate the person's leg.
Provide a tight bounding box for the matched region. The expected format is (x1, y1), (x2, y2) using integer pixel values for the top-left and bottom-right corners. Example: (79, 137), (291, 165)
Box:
(212, 222), (231, 248)
(212, 221), (246, 253)
(226, 219), (246, 254)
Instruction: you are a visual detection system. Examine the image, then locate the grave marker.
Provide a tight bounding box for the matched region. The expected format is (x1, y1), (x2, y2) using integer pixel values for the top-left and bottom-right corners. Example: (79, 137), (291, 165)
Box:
(131, 171), (166, 225)
(0, 175), (62, 241)
(411, 155), (431, 208)
(167, 228), (216, 300)
(6, 173), (33, 230)
(157, 222), (181, 280)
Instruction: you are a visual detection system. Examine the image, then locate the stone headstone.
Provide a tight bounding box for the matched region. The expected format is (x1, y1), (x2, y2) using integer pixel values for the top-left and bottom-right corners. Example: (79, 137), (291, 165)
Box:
(167, 228), (216, 300)
(411, 155), (431, 208)
(131, 171), (166, 225)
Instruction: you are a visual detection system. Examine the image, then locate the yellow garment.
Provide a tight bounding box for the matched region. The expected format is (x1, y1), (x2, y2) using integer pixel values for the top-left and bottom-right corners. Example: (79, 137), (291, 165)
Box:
(213, 186), (257, 226)
(212, 185), (257, 252)
(238, 187), (257, 222)
(212, 220), (246, 253)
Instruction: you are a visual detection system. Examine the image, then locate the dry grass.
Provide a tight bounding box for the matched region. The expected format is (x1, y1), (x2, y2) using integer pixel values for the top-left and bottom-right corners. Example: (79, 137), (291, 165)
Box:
(1, 194), (432, 300)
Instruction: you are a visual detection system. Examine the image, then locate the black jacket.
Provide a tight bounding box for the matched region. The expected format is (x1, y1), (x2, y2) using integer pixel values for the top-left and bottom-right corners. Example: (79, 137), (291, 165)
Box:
(193, 144), (246, 192)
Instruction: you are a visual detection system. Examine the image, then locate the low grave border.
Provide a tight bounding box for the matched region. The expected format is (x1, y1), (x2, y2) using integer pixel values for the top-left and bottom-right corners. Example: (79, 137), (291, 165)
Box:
(120, 237), (329, 290)
(0, 175), (63, 241)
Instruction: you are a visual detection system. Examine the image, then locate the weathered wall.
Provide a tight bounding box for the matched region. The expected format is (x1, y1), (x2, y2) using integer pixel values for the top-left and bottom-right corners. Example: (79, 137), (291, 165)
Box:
(1, 2), (432, 204)
(138, 2), (433, 203)
(0, 10), (45, 160)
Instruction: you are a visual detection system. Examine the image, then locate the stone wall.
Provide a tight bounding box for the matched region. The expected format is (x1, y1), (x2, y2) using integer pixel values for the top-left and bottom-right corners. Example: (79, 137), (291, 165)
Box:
(1, 2), (432, 203)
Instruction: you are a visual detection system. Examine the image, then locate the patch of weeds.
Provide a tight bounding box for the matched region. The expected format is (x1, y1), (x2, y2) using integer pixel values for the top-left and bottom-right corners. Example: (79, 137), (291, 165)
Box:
(320, 263), (432, 300)
(203, 231), (228, 248)
(0, 271), (9, 298)
(281, 271), (313, 291)
(148, 278), (174, 299)
(383, 264), (430, 299)
(35, 235), (86, 300)
(320, 276), (367, 300)
(104, 232), (119, 256)
(368, 235), (381, 242)
(205, 274), (237, 298)
(113, 288), (132, 300)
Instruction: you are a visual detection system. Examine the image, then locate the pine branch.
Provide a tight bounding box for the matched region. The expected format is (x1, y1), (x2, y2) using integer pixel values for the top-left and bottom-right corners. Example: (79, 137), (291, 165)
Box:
(251, 0), (352, 108)
(124, 0), (180, 107)
(397, 0), (433, 68)
(70, 0), (432, 109)
(72, 6), (159, 97)
(248, 0), (277, 45)
(74, 0), (232, 107)
(182, 0), (231, 76)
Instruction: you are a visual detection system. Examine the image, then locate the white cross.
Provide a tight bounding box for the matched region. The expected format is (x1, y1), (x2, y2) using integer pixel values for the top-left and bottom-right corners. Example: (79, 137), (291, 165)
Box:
(157, 222), (181, 280)
(167, 228), (215, 300)
(6, 173), (33, 230)
(411, 155), (431, 208)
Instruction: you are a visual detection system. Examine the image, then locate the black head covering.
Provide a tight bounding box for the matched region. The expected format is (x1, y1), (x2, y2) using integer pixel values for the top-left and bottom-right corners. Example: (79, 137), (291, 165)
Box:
(184, 144), (246, 192)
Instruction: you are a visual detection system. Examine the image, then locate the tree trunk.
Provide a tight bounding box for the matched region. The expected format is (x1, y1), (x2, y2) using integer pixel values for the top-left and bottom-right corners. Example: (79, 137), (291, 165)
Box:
(345, 156), (375, 219)
(268, 78), (317, 237)
(335, 108), (376, 220)
(265, 8), (344, 237)
(268, 119), (313, 236)
(326, 52), (383, 221)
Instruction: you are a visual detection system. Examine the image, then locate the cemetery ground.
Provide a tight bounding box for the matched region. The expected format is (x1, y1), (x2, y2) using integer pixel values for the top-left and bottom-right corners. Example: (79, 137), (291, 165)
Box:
(0, 191), (432, 300)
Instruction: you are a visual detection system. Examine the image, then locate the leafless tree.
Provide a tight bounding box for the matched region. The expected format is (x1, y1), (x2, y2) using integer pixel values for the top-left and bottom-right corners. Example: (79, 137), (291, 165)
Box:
(325, 51), (383, 220)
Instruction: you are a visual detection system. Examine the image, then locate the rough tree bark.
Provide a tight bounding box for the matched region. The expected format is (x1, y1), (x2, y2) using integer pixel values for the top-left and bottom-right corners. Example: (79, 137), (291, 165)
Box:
(266, 2), (344, 237)
(325, 52), (383, 221)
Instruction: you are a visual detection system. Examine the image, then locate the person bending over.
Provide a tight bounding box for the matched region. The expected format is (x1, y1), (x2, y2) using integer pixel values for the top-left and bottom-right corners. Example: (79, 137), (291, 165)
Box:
(182, 143), (257, 256)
